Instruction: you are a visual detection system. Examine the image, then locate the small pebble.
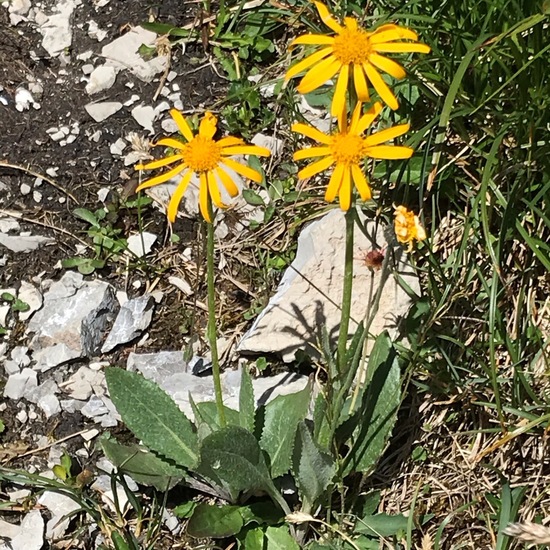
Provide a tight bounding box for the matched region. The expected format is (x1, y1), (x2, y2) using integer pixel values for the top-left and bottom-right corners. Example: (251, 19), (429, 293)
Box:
(20, 183), (31, 195)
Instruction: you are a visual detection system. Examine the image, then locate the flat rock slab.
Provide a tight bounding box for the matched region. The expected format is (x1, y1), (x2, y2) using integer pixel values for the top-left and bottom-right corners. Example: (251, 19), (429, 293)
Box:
(28, 272), (119, 371)
(101, 26), (169, 82)
(238, 209), (421, 361)
(101, 294), (154, 353)
(0, 232), (55, 252)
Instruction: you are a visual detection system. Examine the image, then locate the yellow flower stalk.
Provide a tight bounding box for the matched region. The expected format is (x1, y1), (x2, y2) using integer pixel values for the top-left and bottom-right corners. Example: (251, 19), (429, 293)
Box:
(285, 1), (430, 113)
(136, 109), (270, 223)
(292, 101), (413, 210)
(394, 205), (427, 251)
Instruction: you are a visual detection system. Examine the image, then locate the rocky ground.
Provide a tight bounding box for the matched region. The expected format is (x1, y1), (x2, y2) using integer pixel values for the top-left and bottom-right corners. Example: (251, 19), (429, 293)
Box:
(0, 1), (420, 547)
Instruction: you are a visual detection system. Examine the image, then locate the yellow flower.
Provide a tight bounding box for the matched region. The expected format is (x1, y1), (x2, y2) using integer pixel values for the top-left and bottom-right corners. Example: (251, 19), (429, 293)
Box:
(292, 101), (413, 210)
(394, 205), (426, 251)
(136, 109), (270, 223)
(285, 1), (430, 114)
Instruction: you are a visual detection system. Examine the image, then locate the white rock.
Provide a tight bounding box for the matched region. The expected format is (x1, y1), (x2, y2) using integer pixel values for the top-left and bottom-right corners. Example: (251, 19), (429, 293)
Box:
(102, 26), (169, 82)
(161, 117), (179, 134)
(81, 63), (94, 75)
(18, 281), (43, 321)
(62, 366), (105, 400)
(87, 20), (107, 42)
(131, 105), (155, 134)
(127, 232), (157, 257)
(38, 394), (61, 417)
(16, 409), (28, 422)
(11, 346), (31, 366)
(9, 0), (32, 16)
(20, 183), (31, 195)
(33, 191), (42, 203)
(49, 130), (65, 141)
(15, 88), (34, 111)
(252, 133), (284, 156)
(39, 0), (80, 57)
(85, 65), (117, 95)
(4, 368), (38, 400)
(0, 232), (54, 253)
(0, 215), (20, 233)
(0, 304), (10, 327)
(168, 276), (193, 296)
(238, 210), (420, 362)
(85, 102), (123, 122)
(28, 272), (119, 370)
(109, 138), (127, 156)
(5, 360), (21, 375)
(101, 294), (155, 353)
(38, 491), (80, 540)
(0, 518), (20, 540)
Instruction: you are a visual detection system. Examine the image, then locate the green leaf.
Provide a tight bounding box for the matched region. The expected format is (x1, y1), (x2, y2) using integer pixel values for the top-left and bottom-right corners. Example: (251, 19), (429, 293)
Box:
(242, 188), (265, 206)
(0, 419), (5, 434)
(342, 333), (400, 476)
(140, 21), (189, 38)
(111, 531), (131, 550)
(239, 501), (284, 527)
(193, 400), (240, 434)
(1, 293), (14, 302)
(260, 382), (311, 478)
(173, 501), (197, 518)
(354, 513), (408, 538)
(73, 207), (100, 227)
(105, 368), (198, 469)
(239, 367), (255, 433)
(292, 421), (335, 508)
(187, 503), (244, 538)
(264, 525), (300, 549)
(239, 526), (265, 550)
(100, 437), (184, 491)
(11, 298), (29, 312)
(197, 426), (274, 502)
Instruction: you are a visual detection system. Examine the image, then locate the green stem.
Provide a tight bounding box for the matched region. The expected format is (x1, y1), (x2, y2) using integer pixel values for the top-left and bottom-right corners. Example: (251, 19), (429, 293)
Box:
(205, 212), (226, 427)
(336, 208), (355, 378)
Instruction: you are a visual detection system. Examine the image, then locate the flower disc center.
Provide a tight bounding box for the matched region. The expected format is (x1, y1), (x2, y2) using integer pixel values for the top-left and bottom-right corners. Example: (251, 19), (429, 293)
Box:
(330, 133), (366, 164)
(183, 136), (222, 172)
(332, 26), (372, 65)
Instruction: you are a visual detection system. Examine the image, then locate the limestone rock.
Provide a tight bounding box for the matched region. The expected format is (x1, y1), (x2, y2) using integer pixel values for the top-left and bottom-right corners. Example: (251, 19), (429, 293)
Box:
(238, 209), (420, 361)
(27, 272), (119, 370)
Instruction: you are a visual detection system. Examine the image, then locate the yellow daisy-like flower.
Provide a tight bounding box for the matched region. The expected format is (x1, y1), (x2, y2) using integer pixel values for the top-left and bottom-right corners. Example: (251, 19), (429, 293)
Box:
(136, 109), (270, 223)
(285, 1), (430, 114)
(394, 205), (427, 251)
(292, 101), (413, 210)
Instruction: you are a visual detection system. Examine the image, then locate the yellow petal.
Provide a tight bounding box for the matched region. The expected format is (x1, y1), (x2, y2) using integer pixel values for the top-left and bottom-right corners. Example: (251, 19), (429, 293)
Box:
(199, 172), (211, 223)
(215, 166), (239, 197)
(170, 109), (194, 142)
(199, 112), (218, 139)
(369, 53), (406, 79)
(415, 217), (427, 240)
(313, 1), (343, 33)
(349, 101), (363, 133)
(366, 145), (413, 159)
(365, 123), (410, 146)
(136, 154), (183, 170)
(325, 163), (344, 203)
(285, 47), (334, 81)
(343, 17), (357, 31)
(136, 164), (186, 191)
(372, 42), (431, 54)
(352, 102), (382, 134)
(289, 34), (335, 48)
(221, 145), (271, 157)
(167, 170), (193, 222)
(338, 165), (352, 210)
(207, 170), (226, 209)
(291, 122), (332, 145)
(369, 27), (419, 44)
(155, 137), (187, 150)
(351, 164), (371, 201)
(353, 64), (370, 102)
(218, 136), (245, 147)
(294, 146), (331, 160)
(297, 56), (342, 94)
(330, 63), (349, 118)
(297, 155), (334, 180)
(364, 63), (399, 110)
(221, 157), (263, 182)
